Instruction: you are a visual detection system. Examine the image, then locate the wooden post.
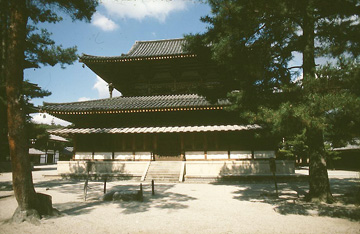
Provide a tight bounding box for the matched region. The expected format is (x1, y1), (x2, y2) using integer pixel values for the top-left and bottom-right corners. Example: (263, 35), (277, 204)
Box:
(132, 135), (136, 161)
(269, 158), (278, 197)
(83, 178), (88, 201)
(143, 134), (146, 151)
(84, 161), (91, 201)
(203, 133), (208, 151)
(204, 133), (208, 160)
(103, 176), (107, 194)
(215, 132), (219, 150)
(153, 135), (158, 161)
(191, 134), (195, 150)
(140, 183), (143, 201)
(73, 135), (77, 160)
(122, 134), (126, 151)
(180, 134), (184, 161)
(45, 141), (48, 164)
(152, 180), (155, 196)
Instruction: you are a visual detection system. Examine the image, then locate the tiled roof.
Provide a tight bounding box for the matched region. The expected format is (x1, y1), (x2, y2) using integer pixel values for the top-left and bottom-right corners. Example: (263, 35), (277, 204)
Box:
(333, 139), (360, 151)
(29, 148), (45, 155)
(80, 38), (193, 62)
(127, 39), (186, 57)
(42, 94), (229, 114)
(49, 134), (68, 142)
(49, 125), (261, 136)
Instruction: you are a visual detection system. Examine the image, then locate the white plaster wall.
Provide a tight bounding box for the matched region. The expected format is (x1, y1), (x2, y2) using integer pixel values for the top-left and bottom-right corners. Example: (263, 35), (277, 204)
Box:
(57, 161), (149, 176)
(254, 151), (275, 159)
(57, 160), (295, 177)
(54, 152), (59, 163)
(58, 161), (88, 174)
(74, 152), (92, 160)
(94, 152), (113, 160)
(185, 151), (205, 160)
(40, 155), (46, 164)
(185, 160), (295, 177)
(135, 152), (151, 160)
(207, 151), (228, 160)
(230, 151), (252, 159)
(114, 152), (133, 160)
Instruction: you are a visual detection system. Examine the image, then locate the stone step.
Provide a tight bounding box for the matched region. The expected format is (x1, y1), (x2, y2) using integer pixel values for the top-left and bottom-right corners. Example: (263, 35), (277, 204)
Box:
(148, 166), (178, 169)
(147, 170), (178, 173)
(150, 162), (182, 166)
(145, 177), (179, 182)
(150, 166), (181, 170)
(144, 161), (182, 182)
(147, 173), (180, 177)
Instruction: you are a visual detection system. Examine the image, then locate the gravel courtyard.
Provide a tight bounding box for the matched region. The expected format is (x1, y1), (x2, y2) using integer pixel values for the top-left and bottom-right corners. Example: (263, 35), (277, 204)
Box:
(0, 165), (359, 234)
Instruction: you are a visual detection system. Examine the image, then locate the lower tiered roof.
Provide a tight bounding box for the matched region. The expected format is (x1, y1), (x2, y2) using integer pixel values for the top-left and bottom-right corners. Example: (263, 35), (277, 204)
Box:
(49, 124), (261, 137)
(41, 94), (229, 115)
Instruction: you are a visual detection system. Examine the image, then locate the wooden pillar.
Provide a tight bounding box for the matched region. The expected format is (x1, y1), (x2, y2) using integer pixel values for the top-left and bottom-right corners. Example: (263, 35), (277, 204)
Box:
(72, 135), (77, 160)
(121, 135), (125, 151)
(45, 141), (48, 164)
(143, 134), (146, 151)
(203, 133), (208, 151)
(191, 134), (195, 150)
(132, 135), (136, 161)
(91, 136), (95, 161)
(180, 134), (184, 161)
(215, 132), (219, 150)
(153, 134), (158, 161)
(203, 133), (207, 160)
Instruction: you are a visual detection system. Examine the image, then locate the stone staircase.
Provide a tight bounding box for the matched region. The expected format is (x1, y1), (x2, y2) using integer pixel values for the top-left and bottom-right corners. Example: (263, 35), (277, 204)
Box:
(145, 161), (183, 183)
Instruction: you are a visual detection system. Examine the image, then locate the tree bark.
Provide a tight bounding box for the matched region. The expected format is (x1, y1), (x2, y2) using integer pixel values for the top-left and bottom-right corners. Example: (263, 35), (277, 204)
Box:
(302, 0), (333, 202)
(306, 128), (334, 202)
(5, 0), (57, 222)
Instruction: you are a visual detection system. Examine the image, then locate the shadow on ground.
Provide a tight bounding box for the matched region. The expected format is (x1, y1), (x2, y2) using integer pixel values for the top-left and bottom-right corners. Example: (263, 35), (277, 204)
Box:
(53, 183), (197, 216)
(224, 178), (360, 221)
(1, 177), (197, 217)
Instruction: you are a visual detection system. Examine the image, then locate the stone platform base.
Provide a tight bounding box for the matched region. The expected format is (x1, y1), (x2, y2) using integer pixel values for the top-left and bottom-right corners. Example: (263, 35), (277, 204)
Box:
(57, 160), (296, 182)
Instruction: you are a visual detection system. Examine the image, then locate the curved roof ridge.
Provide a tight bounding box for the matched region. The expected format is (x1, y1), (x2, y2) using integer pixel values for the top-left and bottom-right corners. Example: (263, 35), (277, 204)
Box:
(42, 94), (201, 106)
(80, 38), (190, 61)
(134, 38), (185, 43)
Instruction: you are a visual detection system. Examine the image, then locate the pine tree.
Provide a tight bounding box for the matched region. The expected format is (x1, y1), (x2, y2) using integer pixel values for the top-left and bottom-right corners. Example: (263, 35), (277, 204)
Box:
(1, 0), (98, 223)
(186, 0), (360, 202)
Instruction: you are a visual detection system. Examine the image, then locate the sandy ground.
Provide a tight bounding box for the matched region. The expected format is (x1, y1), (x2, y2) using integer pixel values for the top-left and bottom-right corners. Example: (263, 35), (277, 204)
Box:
(0, 165), (359, 234)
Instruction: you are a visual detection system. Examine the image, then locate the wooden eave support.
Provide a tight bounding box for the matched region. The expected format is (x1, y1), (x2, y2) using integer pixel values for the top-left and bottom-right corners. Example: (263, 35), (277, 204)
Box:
(45, 106), (224, 116)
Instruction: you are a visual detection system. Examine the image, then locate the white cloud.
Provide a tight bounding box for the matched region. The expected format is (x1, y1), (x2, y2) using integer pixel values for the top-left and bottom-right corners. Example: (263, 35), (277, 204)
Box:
(78, 97), (91, 102)
(101, 0), (188, 22)
(31, 113), (71, 126)
(93, 76), (121, 99)
(92, 12), (119, 31)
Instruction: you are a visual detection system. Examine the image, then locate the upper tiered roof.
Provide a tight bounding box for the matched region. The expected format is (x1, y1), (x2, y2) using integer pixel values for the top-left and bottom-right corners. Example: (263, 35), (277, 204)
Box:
(80, 38), (195, 63)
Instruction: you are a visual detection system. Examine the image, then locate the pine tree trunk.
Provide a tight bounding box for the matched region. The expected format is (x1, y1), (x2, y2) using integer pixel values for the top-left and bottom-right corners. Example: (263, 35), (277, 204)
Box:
(302, 0), (333, 202)
(5, 0), (57, 223)
(306, 129), (334, 202)
(0, 0), (10, 162)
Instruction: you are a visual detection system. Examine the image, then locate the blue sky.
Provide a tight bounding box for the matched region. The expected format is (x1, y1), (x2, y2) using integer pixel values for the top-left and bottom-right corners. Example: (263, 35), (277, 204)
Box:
(29, 0), (211, 125)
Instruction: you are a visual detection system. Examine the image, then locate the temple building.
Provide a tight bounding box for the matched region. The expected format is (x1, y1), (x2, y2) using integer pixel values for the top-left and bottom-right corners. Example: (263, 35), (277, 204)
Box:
(42, 39), (294, 180)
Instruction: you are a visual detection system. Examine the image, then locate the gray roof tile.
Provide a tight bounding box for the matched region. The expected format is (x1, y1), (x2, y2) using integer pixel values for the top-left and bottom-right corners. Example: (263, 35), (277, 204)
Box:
(49, 125), (261, 136)
(42, 94), (229, 113)
(80, 38), (190, 62)
(127, 39), (186, 57)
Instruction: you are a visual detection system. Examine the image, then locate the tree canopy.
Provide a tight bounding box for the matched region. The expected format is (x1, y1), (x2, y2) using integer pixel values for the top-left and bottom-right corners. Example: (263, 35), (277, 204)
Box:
(186, 0), (360, 202)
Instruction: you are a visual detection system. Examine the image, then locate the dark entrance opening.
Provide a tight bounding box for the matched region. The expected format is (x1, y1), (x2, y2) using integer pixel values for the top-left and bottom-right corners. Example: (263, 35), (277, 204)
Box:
(156, 134), (181, 161)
